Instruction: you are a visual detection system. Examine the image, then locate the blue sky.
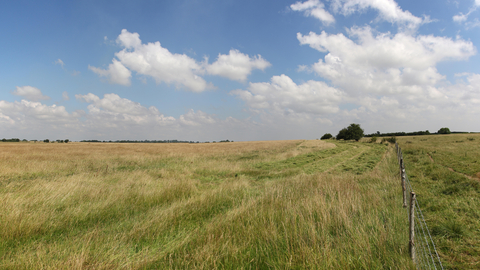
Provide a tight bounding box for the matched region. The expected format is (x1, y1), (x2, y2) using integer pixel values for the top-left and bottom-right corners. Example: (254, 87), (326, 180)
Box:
(1, 0), (480, 141)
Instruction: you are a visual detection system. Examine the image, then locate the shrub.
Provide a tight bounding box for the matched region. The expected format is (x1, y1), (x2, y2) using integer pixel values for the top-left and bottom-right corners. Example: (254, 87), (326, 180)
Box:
(336, 128), (348, 140)
(346, 123), (364, 141)
(369, 136), (378, 143)
(336, 124), (364, 141)
(386, 137), (396, 143)
(321, 133), (333, 140)
(438, 127), (451, 134)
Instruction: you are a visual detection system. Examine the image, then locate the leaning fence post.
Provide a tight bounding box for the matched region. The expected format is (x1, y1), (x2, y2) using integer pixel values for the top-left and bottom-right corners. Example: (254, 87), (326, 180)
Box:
(409, 192), (416, 262)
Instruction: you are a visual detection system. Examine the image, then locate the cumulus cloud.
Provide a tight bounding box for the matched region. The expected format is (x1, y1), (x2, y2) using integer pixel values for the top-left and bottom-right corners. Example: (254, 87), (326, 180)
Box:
(12, 86), (50, 101)
(72, 93), (258, 140)
(330, 0), (424, 31)
(115, 30), (210, 92)
(76, 93), (175, 126)
(297, 26), (476, 97)
(206, 49), (271, 82)
(90, 29), (208, 91)
(0, 99), (78, 140)
(0, 91), (235, 140)
(89, 59), (132, 86)
(179, 109), (216, 126)
(291, 0), (335, 25)
(231, 74), (344, 118)
(91, 30), (271, 91)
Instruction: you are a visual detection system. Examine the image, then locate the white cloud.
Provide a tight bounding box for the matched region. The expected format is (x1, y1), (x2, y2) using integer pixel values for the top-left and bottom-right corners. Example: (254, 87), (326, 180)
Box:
(453, 13), (468, 23)
(291, 0), (335, 25)
(297, 26), (476, 97)
(116, 29), (142, 49)
(299, 27), (476, 69)
(90, 29), (208, 92)
(76, 93), (174, 122)
(73, 93), (258, 140)
(91, 30), (271, 91)
(231, 74), (344, 117)
(12, 86), (50, 101)
(292, 21), (480, 133)
(62, 91), (70, 101)
(453, 0), (479, 26)
(55, 59), (64, 68)
(89, 59), (132, 86)
(206, 49), (271, 82)
(330, 0), (424, 31)
(179, 109), (216, 126)
(0, 99), (77, 139)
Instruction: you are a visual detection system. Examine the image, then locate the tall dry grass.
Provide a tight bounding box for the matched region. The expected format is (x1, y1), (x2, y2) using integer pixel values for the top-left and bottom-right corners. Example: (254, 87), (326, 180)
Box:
(1, 140), (412, 269)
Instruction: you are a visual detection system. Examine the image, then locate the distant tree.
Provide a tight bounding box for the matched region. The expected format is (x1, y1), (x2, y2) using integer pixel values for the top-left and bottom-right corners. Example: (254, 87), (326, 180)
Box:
(44, 139), (49, 143)
(65, 139), (69, 143)
(321, 133), (333, 140)
(438, 127), (451, 134)
(345, 123), (364, 141)
(336, 128), (348, 140)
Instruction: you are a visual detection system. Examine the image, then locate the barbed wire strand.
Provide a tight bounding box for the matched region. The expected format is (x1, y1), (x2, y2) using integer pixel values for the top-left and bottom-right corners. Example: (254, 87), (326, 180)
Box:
(414, 204), (435, 269)
(397, 148), (444, 270)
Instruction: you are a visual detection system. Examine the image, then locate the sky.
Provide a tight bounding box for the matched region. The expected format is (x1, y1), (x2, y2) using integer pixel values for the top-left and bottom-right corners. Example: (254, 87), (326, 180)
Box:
(1, 0), (480, 141)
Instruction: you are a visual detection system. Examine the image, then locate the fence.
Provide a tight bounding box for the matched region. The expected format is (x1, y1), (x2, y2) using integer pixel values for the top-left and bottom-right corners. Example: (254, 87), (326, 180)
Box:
(395, 143), (444, 270)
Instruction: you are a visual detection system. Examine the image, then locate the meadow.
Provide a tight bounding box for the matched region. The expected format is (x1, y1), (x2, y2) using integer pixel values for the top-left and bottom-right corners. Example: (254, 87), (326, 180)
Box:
(1, 139), (414, 269)
(396, 133), (480, 269)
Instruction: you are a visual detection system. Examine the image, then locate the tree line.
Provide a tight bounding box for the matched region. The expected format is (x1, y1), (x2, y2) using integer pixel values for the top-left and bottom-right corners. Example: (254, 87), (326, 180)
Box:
(321, 125), (458, 141)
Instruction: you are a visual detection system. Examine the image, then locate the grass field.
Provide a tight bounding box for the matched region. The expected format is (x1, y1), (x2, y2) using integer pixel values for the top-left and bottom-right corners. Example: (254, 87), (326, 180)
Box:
(396, 134), (480, 269)
(0, 140), (414, 269)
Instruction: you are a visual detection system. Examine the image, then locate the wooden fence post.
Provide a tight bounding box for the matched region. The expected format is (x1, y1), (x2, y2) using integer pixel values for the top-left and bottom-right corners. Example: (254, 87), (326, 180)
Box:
(401, 168), (407, 208)
(399, 156), (403, 178)
(409, 192), (416, 262)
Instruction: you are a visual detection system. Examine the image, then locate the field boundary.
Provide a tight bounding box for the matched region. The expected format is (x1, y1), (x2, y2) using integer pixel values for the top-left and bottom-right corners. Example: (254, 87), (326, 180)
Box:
(396, 143), (444, 269)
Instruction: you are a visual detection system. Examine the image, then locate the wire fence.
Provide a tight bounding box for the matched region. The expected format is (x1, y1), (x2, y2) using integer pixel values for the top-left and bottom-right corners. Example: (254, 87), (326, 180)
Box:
(395, 143), (443, 270)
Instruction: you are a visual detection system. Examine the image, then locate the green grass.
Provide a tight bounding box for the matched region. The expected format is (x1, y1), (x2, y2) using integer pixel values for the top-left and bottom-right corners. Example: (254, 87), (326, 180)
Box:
(397, 134), (480, 269)
(0, 140), (414, 269)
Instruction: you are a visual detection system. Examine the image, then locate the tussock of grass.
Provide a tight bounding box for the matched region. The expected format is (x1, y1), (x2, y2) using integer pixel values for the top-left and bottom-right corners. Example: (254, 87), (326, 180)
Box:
(0, 140), (413, 269)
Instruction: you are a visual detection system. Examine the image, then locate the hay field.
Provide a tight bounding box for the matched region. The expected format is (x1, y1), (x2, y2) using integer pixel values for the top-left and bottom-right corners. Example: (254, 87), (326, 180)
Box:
(1, 140), (412, 269)
(397, 134), (480, 269)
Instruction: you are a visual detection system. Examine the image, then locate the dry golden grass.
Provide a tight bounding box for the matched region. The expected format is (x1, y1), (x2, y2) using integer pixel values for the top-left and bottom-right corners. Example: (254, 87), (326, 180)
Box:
(0, 140), (412, 269)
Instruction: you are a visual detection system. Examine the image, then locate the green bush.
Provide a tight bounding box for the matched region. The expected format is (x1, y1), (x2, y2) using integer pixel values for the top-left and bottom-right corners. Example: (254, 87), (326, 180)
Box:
(321, 133), (333, 140)
(438, 127), (451, 134)
(336, 124), (364, 141)
(386, 137), (396, 143)
(369, 136), (378, 143)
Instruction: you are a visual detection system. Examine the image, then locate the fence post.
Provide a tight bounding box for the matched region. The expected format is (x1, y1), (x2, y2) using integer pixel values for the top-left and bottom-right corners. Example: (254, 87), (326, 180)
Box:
(401, 168), (407, 208)
(396, 144), (400, 163)
(409, 192), (416, 262)
(399, 155), (403, 178)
